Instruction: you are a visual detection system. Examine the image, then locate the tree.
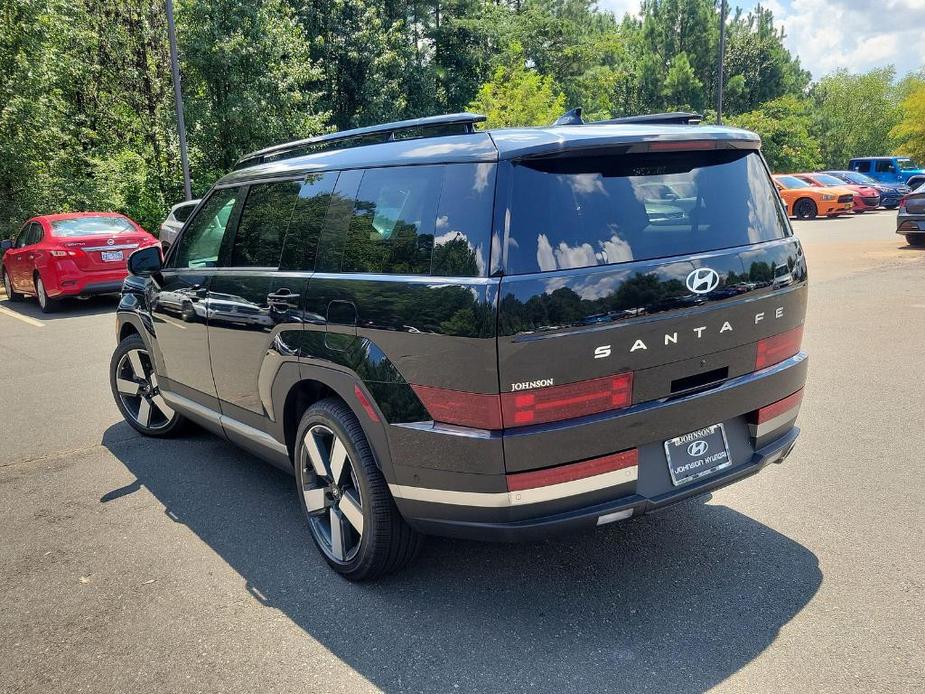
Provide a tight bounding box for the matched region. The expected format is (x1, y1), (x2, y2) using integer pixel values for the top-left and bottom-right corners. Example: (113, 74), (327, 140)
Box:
(810, 68), (902, 169)
(467, 43), (566, 128)
(891, 80), (925, 162)
(730, 95), (822, 173)
(662, 52), (702, 111)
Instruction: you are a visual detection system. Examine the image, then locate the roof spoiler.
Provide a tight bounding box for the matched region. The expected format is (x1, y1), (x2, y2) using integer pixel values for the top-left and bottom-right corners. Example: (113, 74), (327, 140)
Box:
(235, 112), (487, 170)
(552, 109), (704, 127)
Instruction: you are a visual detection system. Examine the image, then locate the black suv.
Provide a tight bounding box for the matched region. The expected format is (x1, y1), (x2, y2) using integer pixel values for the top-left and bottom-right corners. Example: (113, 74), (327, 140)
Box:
(110, 112), (807, 580)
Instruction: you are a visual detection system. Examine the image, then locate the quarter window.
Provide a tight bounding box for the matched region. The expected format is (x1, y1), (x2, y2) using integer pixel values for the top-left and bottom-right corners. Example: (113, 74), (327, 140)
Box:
(229, 180), (302, 268)
(172, 188), (240, 269)
(431, 164), (495, 277)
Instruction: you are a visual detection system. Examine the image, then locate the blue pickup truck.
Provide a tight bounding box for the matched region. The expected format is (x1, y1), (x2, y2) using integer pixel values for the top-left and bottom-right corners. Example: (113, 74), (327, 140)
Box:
(849, 156), (924, 188)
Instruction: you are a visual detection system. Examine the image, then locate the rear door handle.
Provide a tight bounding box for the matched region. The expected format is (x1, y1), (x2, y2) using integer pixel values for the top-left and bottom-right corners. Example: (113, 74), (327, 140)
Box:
(267, 289), (300, 304)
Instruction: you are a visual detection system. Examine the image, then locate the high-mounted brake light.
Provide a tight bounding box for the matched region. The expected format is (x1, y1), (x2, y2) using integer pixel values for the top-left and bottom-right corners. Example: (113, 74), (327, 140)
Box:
(755, 325), (803, 370)
(500, 372), (633, 427)
(411, 372), (634, 431)
(647, 140), (718, 152)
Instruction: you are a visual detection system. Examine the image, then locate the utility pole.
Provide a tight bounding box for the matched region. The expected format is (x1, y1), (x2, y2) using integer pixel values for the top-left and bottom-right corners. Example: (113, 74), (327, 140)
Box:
(166, 0), (192, 200)
(716, 0), (727, 125)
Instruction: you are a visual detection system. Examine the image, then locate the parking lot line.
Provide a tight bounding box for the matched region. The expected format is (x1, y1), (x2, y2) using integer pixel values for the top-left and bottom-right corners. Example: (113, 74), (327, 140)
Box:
(0, 304), (45, 327)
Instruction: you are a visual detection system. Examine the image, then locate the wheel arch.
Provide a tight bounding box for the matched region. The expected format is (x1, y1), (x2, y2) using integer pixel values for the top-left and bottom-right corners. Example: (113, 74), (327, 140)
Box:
(281, 366), (394, 480)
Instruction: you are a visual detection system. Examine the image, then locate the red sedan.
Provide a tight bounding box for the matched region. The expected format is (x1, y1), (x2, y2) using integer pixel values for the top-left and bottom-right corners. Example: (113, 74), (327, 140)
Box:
(793, 173), (881, 213)
(1, 213), (159, 312)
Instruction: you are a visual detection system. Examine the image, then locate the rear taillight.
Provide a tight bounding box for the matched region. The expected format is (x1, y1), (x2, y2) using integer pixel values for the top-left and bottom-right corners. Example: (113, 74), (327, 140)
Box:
(506, 448), (638, 492)
(411, 371), (634, 431)
(898, 196), (907, 213)
(500, 373), (633, 427)
(755, 325), (804, 370)
(411, 385), (503, 430)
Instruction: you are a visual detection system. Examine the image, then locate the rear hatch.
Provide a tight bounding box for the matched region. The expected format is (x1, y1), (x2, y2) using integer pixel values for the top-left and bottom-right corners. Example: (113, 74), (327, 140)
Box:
(496, 146), (807, 471)
(904, 192), (925, 215)
(50, 216), (150, 272)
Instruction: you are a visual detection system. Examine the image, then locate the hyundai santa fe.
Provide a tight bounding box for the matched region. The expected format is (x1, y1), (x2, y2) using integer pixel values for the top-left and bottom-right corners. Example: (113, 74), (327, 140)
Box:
(110, 112), (808, 580)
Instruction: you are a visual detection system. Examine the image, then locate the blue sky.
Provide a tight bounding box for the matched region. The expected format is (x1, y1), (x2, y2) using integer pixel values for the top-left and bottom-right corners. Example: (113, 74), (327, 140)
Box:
(598, 0), (925, 80)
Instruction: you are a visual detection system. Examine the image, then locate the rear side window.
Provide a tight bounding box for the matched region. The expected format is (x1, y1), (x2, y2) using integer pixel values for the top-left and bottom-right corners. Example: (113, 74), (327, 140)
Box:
(173, 203), (196, 223)
(229, 180), (301, 268)
(341, 166), (442, 275)
(853, 160), (870, 172)
(503, 149), (788, 274)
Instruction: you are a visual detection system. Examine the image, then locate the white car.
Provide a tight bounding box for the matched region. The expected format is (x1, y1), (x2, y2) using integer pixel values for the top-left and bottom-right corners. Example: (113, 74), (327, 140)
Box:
(159, 199), (200, 249)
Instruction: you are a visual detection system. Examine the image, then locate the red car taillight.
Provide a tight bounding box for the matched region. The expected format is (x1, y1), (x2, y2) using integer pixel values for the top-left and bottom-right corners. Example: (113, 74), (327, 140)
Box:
(500, 373), (633, 427)
(898, 196), (907, 213)
(411, 371), (634, 431)
(755, 325), (804, 370)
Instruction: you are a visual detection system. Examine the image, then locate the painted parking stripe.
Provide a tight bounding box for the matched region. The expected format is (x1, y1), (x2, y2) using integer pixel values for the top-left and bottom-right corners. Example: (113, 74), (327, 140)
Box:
(0, 304), (45, 327)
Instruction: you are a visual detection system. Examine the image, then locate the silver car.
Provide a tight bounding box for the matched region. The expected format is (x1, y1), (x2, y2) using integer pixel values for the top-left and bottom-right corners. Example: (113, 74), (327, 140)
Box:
(159, 199), (200, 249)
(898, 184), (925, 247)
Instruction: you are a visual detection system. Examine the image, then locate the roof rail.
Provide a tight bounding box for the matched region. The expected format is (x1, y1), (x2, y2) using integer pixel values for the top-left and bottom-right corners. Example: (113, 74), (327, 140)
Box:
(594, 112), (703, 126)
(234, 112), (487, 169)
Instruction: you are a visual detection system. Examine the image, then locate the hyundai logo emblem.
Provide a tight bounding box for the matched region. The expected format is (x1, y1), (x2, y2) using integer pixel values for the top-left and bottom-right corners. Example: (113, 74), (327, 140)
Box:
(106, 238), (115, 246)
(687, 440), (709, 457)
(686, 267), (720, 294)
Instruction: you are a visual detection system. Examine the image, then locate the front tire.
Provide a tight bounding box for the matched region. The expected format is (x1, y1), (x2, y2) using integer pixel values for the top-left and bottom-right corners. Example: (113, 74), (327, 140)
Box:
(2, 267), (23, 301)
(110, 334), (186, 437)
(793, 198), (817, 220)
(295, 398), (422, 580)
(906, 235), (925, 247)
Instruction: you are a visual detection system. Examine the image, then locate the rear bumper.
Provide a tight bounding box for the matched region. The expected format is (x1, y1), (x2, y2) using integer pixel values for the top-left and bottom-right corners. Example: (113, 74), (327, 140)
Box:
(405, 427), (798, 541)
(391, 352), (807, 541)
(51, 269), (128, 297)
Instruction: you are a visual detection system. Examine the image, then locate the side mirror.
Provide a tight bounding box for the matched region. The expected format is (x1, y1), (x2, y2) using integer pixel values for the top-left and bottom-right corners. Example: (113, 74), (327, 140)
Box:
(127, 245), (162, 277)
(0, 239), (12, 255)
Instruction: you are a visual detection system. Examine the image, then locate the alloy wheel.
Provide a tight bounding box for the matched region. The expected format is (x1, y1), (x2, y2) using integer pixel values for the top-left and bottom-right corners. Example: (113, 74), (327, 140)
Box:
(2, 270), (11, 298)
(114, 348), (175, 430)
(36, 278), (47, 309)
(300, 424), (364, 563)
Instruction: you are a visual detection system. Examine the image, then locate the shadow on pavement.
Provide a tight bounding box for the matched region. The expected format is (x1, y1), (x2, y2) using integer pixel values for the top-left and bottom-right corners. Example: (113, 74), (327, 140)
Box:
(102, 422), (821, 693)
(0, 294), (119, 320)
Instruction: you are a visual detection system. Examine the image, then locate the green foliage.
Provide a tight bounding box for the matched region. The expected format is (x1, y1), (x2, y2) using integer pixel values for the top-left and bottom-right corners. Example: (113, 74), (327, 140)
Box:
(810, 68), (902, 169)
(662, 52), (702, 111)
(467, 44), (566, 128)
(891, 77), (925, 162)
(730, 96), (823, 173)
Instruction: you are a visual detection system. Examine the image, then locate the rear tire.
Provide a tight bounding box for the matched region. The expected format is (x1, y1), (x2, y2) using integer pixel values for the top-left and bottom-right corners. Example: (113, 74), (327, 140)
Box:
(110, 334), (187, 437)
(34, 274), (58, 313)
(2, 267), (23, 301)
(793, 198), (817, 220)
(295, 397), (422, 581)
(906, 235), (925, 247)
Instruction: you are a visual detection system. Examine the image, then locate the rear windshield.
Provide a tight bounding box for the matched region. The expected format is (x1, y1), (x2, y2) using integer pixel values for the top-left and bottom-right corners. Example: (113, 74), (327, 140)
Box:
(503, 150), (788, 274)
(774, 175), (808, 189)
(51, 216), (136, 237)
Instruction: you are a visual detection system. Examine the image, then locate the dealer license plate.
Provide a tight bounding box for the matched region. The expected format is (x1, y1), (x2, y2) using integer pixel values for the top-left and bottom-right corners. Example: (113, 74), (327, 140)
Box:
(664, 424), (732, 486)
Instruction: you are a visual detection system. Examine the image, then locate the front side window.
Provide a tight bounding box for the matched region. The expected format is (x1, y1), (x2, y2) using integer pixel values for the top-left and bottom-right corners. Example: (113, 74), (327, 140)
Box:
(504, 149), (789, 274)
(172, 187), (239, 269)
(876, 160), (894, 173)
(228, 180), (301, 268)
(340, 166), (442, 275)
(897, 158), (920, 171)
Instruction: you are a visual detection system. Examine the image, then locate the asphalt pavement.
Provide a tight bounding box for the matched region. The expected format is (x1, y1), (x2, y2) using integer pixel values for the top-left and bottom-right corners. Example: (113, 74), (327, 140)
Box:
(0, 211), (922, 693)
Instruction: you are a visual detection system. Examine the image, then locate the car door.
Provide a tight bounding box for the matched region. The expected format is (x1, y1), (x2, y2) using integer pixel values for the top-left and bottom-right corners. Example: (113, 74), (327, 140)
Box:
(151, 186), (244, 410)
(875, 159), (897, 183)
(9, 223), (41, 290)
(206, 173), (337, 442)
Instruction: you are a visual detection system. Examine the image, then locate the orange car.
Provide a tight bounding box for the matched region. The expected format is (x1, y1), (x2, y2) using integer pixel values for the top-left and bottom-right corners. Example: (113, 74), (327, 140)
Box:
(773, 174), (854, 219)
